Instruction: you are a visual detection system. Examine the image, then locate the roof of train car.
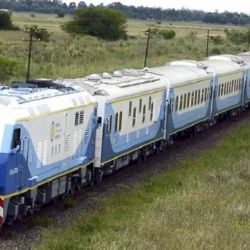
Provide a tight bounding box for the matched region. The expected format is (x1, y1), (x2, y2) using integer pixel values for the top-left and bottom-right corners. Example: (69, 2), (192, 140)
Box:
(148, 62), (213, 87)
(55, 69), (168, 102)
(238, 52), (250, 63)
(201, 59), (245, 75)
(0, 85), (96, 122)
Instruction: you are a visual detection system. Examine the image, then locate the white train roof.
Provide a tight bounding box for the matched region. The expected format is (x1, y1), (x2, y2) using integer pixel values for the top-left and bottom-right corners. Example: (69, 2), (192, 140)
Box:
(238, 52), (250, 63)
(55, 69), (168, 102)
(208, 54), (245, 64)
(148, 62), (213, 87)
(201, 59), (244, 75)
(0, 86), (96, 123)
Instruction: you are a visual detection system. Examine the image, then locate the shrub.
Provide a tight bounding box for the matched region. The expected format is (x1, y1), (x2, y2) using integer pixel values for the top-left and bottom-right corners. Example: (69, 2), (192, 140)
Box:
(0, 10), (13, 30)
(57, 11), (65, 18)
(159, 29), (176, 40)
(210, 35), (224, 45)
(211, 47), (221, 55)
(0, 55), (19, 82)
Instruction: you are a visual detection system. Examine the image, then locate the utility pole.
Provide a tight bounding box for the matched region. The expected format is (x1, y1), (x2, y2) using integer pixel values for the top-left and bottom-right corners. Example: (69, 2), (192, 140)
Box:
(26, 27), (34, 82)
(205, 29), (210, 57)
(144, 28), (151, 68)
(247, 29), (250, 51)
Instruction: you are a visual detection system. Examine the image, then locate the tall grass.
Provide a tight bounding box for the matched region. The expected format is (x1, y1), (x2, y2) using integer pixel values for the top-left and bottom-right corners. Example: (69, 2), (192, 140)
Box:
(35, 120), (250, 250)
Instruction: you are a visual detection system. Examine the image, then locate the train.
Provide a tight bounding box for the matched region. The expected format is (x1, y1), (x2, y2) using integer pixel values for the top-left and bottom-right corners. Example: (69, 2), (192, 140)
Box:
(0, 52), (249, 225)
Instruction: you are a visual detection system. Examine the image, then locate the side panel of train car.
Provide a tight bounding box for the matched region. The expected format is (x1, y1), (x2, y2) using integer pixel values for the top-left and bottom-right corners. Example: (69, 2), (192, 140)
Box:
(202, 59), (246, 117)
(150, 63), (214, 137)
(168, 78), (213, 135)
(100, 89), (166, 169)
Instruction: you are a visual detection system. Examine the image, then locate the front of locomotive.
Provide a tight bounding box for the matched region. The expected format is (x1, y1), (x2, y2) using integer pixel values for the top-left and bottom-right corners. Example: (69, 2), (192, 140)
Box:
(0, 95), (17, 225)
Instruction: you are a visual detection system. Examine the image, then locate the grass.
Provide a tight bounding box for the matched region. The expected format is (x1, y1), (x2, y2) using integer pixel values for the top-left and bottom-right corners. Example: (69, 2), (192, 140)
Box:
(27, 215), (53, 229)
(0, 12), (248, 83)
(34, 120), (250, 250)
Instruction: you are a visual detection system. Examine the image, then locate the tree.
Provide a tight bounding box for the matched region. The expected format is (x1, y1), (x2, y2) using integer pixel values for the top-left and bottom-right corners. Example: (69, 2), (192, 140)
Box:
(63, 7), (127, 41)
(78, 1), (87, 8)
(0, 10), (13, 30)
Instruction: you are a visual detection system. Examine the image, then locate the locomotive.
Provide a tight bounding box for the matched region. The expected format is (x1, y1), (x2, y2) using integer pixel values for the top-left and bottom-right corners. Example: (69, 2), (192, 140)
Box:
(0, 53), (249, 225)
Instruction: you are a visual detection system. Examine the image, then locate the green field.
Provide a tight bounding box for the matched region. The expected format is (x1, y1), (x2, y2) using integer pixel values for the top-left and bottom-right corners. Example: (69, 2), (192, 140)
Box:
(0, 12), (248, 83)
(34, 118), (250, 250)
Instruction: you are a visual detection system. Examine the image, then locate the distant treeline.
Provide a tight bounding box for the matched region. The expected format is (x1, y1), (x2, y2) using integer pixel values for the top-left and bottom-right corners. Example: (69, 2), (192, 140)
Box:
(0, 0), (250, 25)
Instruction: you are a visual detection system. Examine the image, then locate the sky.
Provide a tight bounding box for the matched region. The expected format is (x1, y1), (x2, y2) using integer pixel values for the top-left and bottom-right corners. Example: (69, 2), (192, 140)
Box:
(64, 0), (250, 14)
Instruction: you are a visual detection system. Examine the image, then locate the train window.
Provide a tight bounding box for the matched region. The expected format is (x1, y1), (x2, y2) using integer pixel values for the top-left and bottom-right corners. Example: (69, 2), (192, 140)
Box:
(183, 94), (187, 109)
(187, 92), (191, 108)
(148, 96), (152, 110)
(74, 112), (79, 126)
(205, 88), (208, 101)
(132, 108), (136, 127)
(198, 89), (201, 104)
(221, 83), (224, 96)
(194, 90), (197, 105)
(119, 112), (123, 131)
(115, 113), (118, 132)
(79, 111), (84, 125)
(51, 146), (54, 157)
(129, 101), (132, 116)
(171, 98), (174, 112)
(139, 99), (142, 113)
(180, 95), (183, 110)
(175, 96), (179, 111)
(108, 115), (112, 134)
(201, 89), (204, 103)
(191, 91), (194, 106)
(11, 128), (21, 150)
(55, 145), (58, 155)
(150, 103), (154, 121)
(142, 105), (146, 123)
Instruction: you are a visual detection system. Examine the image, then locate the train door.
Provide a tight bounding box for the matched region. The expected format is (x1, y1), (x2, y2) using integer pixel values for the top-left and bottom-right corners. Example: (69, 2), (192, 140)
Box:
(11, 128), (28, 190)
(166, 88), (175, 136)
(19, 136), (29, 189)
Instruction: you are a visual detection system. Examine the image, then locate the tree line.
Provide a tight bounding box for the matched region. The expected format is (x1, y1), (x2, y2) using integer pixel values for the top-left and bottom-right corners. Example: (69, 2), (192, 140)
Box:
(0, 1), (250, 25)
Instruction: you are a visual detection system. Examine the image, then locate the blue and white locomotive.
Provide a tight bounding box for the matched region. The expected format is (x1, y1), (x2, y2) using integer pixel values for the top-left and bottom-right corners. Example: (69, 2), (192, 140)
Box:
(0, 86), (97, 224)
(0, 53), (250, 225)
